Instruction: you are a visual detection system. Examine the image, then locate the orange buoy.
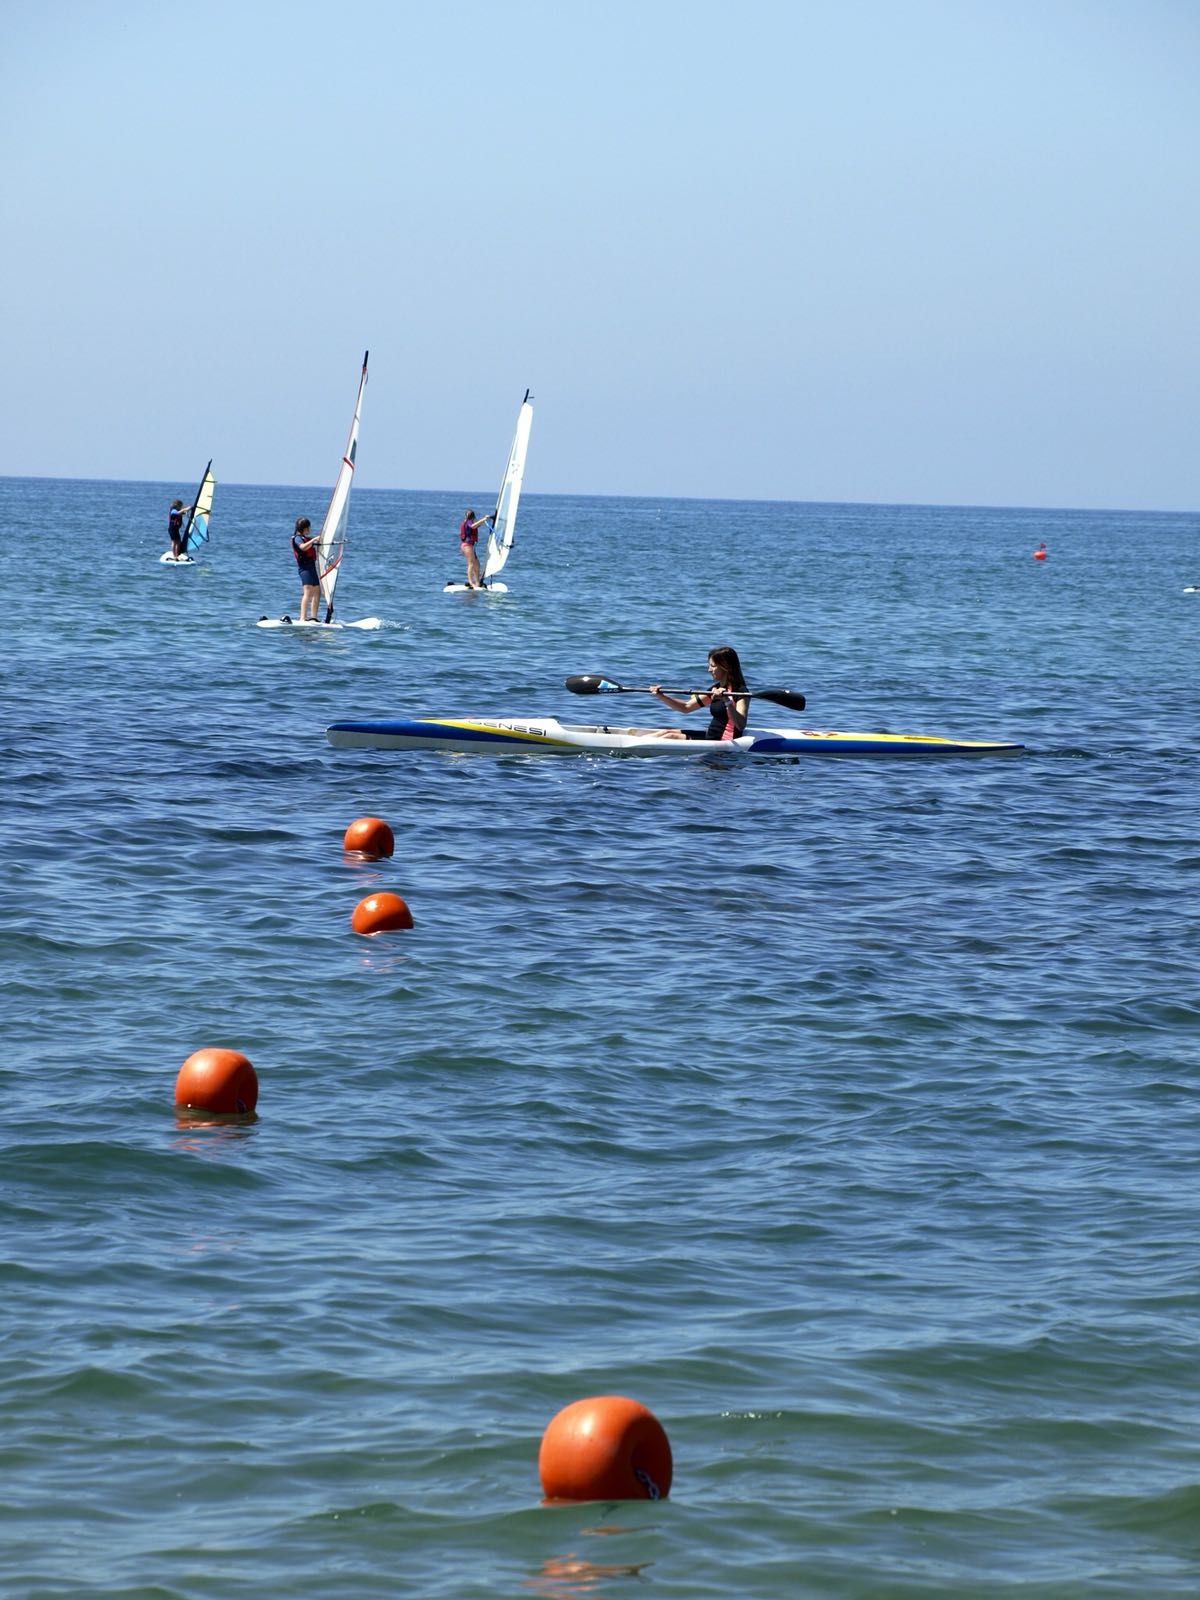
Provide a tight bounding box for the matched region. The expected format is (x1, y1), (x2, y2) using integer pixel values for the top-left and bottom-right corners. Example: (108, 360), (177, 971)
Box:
(175, 1049), (258, 1114)
(538, 1396), (672, 1502)
(343, 816), (394, 858)
(351, 891), (413, 934)
(1033, 543), (1047, 560)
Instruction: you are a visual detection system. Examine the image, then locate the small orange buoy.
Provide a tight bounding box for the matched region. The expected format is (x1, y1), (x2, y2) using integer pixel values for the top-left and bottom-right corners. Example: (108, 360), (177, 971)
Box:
(175, 1049), (258, 1114)
(538, 1395), (672, 1502)
(1033, 543), (1047, 560)
(351, 891), (413, 934)
(343, 816), (394, 858)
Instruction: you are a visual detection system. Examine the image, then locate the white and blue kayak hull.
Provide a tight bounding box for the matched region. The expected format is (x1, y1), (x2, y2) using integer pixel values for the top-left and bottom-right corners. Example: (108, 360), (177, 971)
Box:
(325, 716), (1024, 758)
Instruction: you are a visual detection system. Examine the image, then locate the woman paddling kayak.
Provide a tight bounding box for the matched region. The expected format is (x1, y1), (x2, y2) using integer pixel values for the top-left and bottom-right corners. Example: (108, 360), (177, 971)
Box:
(650, 646), (750, 741)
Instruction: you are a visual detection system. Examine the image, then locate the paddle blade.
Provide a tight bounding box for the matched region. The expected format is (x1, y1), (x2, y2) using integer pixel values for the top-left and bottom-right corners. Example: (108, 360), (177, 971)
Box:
(754, 687), (806, 711)
(565, 675), (625, 695)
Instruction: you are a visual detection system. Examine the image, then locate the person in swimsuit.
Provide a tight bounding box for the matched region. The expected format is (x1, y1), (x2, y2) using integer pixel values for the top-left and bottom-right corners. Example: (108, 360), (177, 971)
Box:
(649, 646), (750, 741)
(167, 498), (188, 560)
(459, 507), (493, 589)
(292, 516), (321, 621)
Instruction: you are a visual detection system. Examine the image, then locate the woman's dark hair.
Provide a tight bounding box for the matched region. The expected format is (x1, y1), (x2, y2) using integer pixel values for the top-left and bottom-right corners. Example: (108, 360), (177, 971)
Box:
(294, 517), (311, 534)
(707, 645), (747, 691)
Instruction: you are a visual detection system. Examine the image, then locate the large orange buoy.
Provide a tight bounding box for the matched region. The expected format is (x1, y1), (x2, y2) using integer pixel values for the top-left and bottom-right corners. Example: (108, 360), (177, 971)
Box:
(1033, 543), (1047, 560)
(538, 1396), (673, 1502)
(351, 891), (413, 934)
(343, 816), (394, 858)
(175, 1049), (258, 1114)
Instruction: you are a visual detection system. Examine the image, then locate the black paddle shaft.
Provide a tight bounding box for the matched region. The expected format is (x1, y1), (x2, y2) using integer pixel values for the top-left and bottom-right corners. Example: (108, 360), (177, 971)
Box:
(564, 675), (806, 712)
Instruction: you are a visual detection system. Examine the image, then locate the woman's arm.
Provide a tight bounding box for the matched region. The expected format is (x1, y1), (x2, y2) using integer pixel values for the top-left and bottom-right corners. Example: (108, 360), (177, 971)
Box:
(650, 686), (704, 713)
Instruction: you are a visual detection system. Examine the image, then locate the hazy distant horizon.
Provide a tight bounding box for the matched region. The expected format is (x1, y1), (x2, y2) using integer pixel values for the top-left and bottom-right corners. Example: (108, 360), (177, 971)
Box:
(6, 466), (1192, 520)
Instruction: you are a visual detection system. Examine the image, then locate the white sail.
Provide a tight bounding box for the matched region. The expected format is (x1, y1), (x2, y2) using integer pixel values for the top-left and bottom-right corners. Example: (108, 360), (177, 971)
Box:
(181, 461), (215, 554)
(317, 352), (368, 622)
(482, 390), (533, 582)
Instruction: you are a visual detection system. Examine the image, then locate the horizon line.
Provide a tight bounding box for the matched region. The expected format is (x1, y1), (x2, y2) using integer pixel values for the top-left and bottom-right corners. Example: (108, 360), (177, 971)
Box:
(0, 470), (1194, 520)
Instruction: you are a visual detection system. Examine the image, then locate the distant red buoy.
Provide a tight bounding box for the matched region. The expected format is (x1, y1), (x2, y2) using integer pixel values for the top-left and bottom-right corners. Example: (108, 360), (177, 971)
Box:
(175, 1049), (258, 1114)
(1033, 543), (1047, 560)
(343, 816), (394, 858)
(538, 1396), (672, 1502)
(351, 891), (413, 934)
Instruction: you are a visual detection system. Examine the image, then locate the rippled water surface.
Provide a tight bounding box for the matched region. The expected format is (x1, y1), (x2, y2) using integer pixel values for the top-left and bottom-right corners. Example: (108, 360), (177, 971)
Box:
(2, 475), (1198, 1597)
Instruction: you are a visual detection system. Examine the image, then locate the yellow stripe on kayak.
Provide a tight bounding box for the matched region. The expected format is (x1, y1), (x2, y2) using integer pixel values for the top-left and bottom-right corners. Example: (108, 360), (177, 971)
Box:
(797, 729), (1012, 748)
(423, 719), (576, 747)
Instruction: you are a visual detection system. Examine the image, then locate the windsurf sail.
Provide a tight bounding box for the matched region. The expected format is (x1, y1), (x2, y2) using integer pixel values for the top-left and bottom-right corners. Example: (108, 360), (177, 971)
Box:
(481, 389), (533, 583)
(180, 460), (215, 555)
(317, 351), (368, 623)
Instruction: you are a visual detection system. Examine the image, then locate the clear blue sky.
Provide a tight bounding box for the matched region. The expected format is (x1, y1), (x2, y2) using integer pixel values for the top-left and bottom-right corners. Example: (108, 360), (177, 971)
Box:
(2, 0), (1197, 508)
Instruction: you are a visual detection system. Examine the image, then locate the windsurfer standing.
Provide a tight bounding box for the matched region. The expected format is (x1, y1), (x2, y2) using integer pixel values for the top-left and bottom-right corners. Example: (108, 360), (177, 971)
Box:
(459, 507), (493, 589)
(292, 516), (321, 622)
(167, 498), (189, 560)
(649, 646), (751, 741)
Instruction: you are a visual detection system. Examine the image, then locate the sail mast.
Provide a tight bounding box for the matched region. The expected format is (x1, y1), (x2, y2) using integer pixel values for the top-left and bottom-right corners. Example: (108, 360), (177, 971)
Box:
(317, 350), (368, 624)
(482, 389), (533, 582)
(181, 459), (213, 554)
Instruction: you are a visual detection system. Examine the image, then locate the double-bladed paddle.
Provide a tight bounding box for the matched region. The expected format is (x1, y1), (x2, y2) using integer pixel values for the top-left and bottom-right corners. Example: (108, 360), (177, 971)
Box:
(564, 674), (807, 712)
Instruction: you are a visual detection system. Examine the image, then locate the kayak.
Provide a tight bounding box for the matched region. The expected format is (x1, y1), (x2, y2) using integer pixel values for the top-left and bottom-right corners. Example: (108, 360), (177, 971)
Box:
(325, 715), (1025, 757)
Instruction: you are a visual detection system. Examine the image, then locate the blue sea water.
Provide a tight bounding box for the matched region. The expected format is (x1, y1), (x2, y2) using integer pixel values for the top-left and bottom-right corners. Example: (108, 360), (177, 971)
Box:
(1, 473), (1198, 1598)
